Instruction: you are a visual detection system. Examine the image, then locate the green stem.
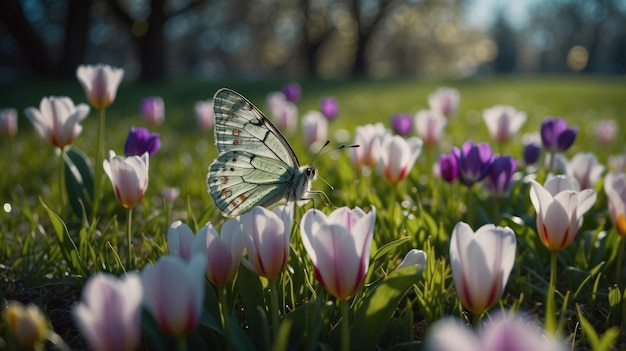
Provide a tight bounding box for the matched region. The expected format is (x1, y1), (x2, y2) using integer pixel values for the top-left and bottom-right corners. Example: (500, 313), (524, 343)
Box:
(473, 312), (483, 329)
(127, 207), (133, 270)
(339, 299), (350, 351)
(269, 278), (280, 339)
(465, 185), (474, 226)
(58, 147), (66, 213)
(545, 251), (558, 334)
(177, 336), (187, 351)
(616, 236), (625, 287)
(219, 287), (234, 351)
(92, 107), (106, 221)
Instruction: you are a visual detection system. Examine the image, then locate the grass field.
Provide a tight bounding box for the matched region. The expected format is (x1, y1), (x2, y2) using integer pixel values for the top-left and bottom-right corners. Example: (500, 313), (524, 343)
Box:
(1, 75), (625, 350)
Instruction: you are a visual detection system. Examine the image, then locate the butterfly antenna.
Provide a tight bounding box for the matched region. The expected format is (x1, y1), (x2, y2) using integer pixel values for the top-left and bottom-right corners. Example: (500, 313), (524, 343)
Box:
(311, 141), (360, 165)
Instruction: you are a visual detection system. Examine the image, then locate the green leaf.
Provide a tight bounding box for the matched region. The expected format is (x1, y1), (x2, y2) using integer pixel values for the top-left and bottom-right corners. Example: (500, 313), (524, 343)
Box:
(141, 310), (166, 351)
(64, 145), (94, 217)
(607, 286), (621, 308)
(282, 297), (330, 351)
(236, 266), (270, 350)
(349, 266), (422, 350)
(576, 305), (620, 351)
(40, 198), (88, 277)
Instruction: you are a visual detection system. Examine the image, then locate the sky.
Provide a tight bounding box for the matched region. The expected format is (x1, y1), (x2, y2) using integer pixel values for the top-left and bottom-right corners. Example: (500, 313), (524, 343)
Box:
(464, 0), (535, 30)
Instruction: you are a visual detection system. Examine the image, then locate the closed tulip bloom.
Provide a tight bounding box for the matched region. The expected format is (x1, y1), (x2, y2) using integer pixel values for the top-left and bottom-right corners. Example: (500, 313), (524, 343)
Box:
(142, 254), (206, 337)
(485, 155), (517, 197)
(415, 109), (447, 147)
(450, 222), (516, 315)
(0, 108), (18, 138)
(25, 96), (90, 148)
(566, 152), (604, 190)
(451, 141), (494, 186)
(273, 100), (298, 134)
(529, 175), (597, 252)
(4, 301), (48, 349)
(301, 110), (328, 146)
(195, 99), (214, 131)
(192, 220), (244, 287)
(266, 91), (287, 118)
(378, 135), (423, 184)
(320, 97), (339, 120)
(240, 204), (293, 280)
(74, 273), (143, 351)
(482, 105), (527, 143)
(76, 64), (124, 109)
(300, 207), (376, 300)
(140, 96), (165, 125)
(428, 87), (460, 119)
(604, 172), (626, 235)
(352, 123), (388, 168)
(103, 151), (149, 208)
(282, 82), (302, 102)
(426, 312), (565, 351)
(397, 248), (427, 272)
(167, 221), (197, 261)
(439, 153), (459, 183)
(540, 117), (577, 152)
(124, 127), (160, 157)
(391, 113), (413, 136)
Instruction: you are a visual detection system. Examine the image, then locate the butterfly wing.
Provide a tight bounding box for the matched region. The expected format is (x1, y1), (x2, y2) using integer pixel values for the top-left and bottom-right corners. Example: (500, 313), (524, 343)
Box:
(208, 88), (304, 217)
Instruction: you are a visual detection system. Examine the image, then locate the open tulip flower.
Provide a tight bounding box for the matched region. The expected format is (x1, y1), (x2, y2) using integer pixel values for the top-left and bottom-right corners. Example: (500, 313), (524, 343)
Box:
(378, 134), (423, 184)
(529, 175), (597, 252)
(414, 109), (447, 147)
(605, 172), (626, 235)
(240, 204), (293, 280)
(540, 117), (577, 153)
(428, 87), (460, 119)
(449, 222), (516, 315)
(192, 220), (244, 287)
(565, 152), (604, 190)
(74, 273), (143, 351)
(425, 312), (565, 351)
(25, 96), (90, 149)
(76, 64), (124, 110)
(352, 123), (388, 168)
(124, 127), (161, 157)
(142, 254), (206, 338)
(103, 151), (149, 209)
(482, 105), (527, 144)
(301, 110), (328, 147)
(451, 141), (494, 186)
(300, 207), (376, 301)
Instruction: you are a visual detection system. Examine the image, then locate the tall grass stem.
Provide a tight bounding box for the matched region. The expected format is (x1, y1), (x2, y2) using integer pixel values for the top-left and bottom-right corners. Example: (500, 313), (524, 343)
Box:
(546, 251), (558, 334)
(92, 108), (106, 221)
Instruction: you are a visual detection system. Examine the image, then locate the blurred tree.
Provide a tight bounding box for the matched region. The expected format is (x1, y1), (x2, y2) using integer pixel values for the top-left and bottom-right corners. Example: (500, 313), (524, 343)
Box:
(491, 11), (517, 73)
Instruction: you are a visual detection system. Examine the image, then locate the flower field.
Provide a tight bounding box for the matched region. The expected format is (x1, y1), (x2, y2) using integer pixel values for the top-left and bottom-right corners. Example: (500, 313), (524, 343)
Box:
(1, 72), (626, 350)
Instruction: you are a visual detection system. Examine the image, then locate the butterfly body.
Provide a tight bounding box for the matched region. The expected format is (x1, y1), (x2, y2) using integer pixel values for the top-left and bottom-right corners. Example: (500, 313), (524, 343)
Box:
(207, 88), (316, 217)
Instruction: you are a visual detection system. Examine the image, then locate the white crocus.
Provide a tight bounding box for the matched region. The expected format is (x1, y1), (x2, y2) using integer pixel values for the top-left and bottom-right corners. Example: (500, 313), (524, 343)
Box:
(566, 152), (605, 190)
(378, 134), (423, 184)
(414, 109), (447, 147)
(482, 105), (527, 143)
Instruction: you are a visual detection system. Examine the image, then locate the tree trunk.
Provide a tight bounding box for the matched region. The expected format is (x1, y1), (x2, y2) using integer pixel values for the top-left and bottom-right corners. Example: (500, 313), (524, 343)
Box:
(58, 0), (92, 80)
(0, 0), (54, 76)
(138, 0), (167, 82)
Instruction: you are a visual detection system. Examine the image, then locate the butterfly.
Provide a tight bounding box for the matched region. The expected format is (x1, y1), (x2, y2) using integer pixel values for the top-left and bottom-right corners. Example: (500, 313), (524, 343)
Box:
(207, 88), (317, 217)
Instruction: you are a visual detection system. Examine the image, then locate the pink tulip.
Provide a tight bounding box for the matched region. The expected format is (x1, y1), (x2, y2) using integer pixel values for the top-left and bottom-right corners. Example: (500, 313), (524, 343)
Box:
(76, 64), (124, 110)
(192, 220), (244, 287)
(194, 99), (214, 131)
(529, 175), (597, 252)
(25, 96), (90, 148)
(74, 273), (143, 351)
(378, 134), (423, 184)
(565, 152), (604, 190)
(140, 96), (165, 125)
(596, 119), (617, 145)
(426, 312), (565, 351)
(142, 254), (206, 337)
(450, 222), (516, 315)
(300, 207), (376, 301)
(301, 110), (328, 147)
(414, 109), (447, 147)
(240, 204), (293, 280)
(482, 105), (527, 143)
(428, 87), (460, 119)
(351, 123), (388, 168)
(604, 172), (626, 236)
(0, 108), (18, 138)
(167, 221), (197, 261)
(103, 151), (149, 209)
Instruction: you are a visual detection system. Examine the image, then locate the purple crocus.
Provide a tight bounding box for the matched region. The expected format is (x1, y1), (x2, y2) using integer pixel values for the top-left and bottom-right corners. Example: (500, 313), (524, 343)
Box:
(485, 155), (517, 197)
(523, 143), (541, 166)
(451, 141), (494, 186)
(540, 117), (577, 152)
(391, 113), (413, 136)
(439, 153), (459, 183)
(320, 97), (339, 120)
(124, 127), (161, 157)
(282, 82), (301, 103)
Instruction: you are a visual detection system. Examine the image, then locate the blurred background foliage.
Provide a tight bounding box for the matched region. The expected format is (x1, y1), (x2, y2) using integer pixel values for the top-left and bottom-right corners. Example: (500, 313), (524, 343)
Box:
(0, 0), (624, 83)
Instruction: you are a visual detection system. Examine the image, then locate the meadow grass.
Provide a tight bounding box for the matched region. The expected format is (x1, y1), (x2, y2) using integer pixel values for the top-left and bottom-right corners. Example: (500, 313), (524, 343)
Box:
(1, 75), (625, 350)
